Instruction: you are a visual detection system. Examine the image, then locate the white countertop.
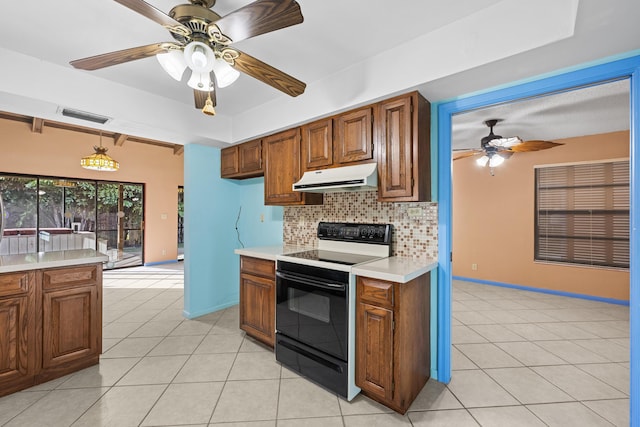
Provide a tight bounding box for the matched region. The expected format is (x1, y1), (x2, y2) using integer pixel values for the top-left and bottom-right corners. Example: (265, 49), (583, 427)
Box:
(234, 245), (312, 261)
(0, 249), (108, 274)
(352, 257), (438, 283)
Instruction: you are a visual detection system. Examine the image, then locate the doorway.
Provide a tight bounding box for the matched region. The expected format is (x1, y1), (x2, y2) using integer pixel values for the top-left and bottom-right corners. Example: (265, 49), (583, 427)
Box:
(436, 55), (640, 424)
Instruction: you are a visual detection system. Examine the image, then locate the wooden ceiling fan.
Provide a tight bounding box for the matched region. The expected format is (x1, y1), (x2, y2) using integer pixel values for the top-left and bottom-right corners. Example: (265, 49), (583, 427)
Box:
(453, 119), (562, 170)
(70, 0), (306, 114)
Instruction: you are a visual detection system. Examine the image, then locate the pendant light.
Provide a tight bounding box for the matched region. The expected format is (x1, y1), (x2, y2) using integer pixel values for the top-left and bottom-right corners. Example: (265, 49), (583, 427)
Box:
(81, 131), (120, 172)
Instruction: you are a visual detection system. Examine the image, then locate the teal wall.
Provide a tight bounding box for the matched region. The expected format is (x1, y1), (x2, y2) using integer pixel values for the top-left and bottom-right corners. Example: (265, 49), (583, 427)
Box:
(183, 144), (283, 318)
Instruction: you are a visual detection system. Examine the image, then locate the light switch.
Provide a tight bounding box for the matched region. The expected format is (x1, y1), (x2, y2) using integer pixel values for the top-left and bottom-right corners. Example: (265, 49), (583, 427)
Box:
(160, 213), (168, 220)
(407, 207), (423, 218)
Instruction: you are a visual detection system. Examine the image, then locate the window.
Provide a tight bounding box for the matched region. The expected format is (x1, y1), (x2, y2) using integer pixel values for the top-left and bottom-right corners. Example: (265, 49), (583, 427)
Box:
(535, 159), (629, 268)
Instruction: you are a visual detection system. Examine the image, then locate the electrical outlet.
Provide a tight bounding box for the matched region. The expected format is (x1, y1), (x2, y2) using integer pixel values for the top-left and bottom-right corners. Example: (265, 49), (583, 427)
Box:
(260, 213), (264, 222)
(162, 249), (166, 256)
(160, 213), (168, 220)
(407, 207), (423, 218)
(471, 263), (478, 271)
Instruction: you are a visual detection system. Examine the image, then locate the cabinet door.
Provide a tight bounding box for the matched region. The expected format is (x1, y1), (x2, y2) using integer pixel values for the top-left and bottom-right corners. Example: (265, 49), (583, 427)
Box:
(376, 95), (414, 200)
(42, 285), (100, 370)
(356, 302), (394, 402)
(264, 128), (304, 205)
(301, 118), (333, 170)
(335, 107), (374, 164)
(239, 139), (263, 175)
(240, 273), (274, 347)
(221, 146), (240, 177)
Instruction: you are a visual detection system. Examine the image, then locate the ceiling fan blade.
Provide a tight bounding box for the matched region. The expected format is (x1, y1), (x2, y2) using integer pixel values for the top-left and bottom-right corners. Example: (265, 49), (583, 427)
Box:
(210, 0), (303, 44)
(70, 43), (177, 70)
(194, 88), (216, 109)
(229, 49), (305, 97)
(114, 0), (191, 36)
(508, 140), (562, 152)
(453, 150), (482, 161)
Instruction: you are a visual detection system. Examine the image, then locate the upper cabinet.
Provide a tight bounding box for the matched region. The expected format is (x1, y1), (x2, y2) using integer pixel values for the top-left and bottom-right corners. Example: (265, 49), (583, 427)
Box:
(301, 118), (333, 170)
(335, 106), (374, 165)
(221, 139), (263, 179)
(264, 129), (323, 206)
(376, 92), (430, 202)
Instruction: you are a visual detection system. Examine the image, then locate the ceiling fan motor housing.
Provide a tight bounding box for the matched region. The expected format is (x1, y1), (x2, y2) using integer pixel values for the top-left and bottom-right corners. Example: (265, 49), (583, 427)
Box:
(169, 4), (222, 45)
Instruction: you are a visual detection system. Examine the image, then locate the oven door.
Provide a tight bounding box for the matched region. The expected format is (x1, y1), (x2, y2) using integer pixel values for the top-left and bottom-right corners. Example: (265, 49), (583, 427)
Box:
(275, 263), (349, 361)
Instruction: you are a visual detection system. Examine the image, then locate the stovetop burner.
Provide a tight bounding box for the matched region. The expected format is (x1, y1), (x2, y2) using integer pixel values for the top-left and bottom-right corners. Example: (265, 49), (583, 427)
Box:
(285, 249), (382, 266)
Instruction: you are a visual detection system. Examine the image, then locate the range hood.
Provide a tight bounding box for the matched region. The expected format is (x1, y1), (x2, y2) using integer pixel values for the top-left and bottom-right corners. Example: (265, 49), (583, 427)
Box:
(292, 163), (377, 193)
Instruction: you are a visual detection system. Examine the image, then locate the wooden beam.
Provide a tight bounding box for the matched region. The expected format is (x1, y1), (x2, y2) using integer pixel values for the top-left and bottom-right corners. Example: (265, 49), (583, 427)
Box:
(31, 117), (44, 133)
(113, 133), (128, 146)
(173, 145), (184, 155)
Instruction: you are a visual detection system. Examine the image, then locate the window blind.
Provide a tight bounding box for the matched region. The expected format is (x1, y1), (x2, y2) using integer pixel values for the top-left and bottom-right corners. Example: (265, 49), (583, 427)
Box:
(535, 160), (629, 268)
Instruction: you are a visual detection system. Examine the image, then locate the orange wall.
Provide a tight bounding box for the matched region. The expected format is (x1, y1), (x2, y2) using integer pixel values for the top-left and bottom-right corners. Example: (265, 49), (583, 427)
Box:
(453, 131), (630, 300)
(0, 118), (184, 264)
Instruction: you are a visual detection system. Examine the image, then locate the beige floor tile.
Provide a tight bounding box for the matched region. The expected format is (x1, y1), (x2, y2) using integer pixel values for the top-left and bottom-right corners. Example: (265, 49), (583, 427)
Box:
(527, 402), (614, 427)
(485, 367), (573, 404)
(141, 382), (223, 426)
(454, 311), (495, 325)
(572, 339), (629, 362)
(195, 333), (244, 354)
(537, 322), (600, 339)
(532, 365), (626, 401)
(228, 352), (281, 380)
(339, 394), (394, 416)
(169, 319), (214, 336)
(569, 321), (630, 339)
(277, 378), (341, 419)
(575, 363), (630, 395)
(174, 353), (236, 382)
(407, 378), (463, 411)
(102, 337), (163, 358)
(455, 343), (523, 368)
(503, 324), (562, 341)
(469, 405), (547, 426)
(507, 309), (559, 322)
(0, 391), (49, 425)
(210, 422), (275, 427)
(278, 416), (344, 426)
(344, 413), (412, 426)
(480, 310), (526, 324)
(128, 320), (181, 337)
(496, 341), (567, 366)
(240, 336), (272, 352)
(469, 324), (525, 342)
(210, 379), (279, 423)
(281, 366), (302, 379)
(451, 346), (478, 370)
(117, 355), (189, 385)
(102, 322), (144, 339)
(72, 384), (166, 427)
(452, 325), (489, 344)
(536, 340), (609, 364)
(408, 409), (479, 426)
(115, 309), (162, 323)
(583, 399), (629, 427)
(58, 357), (140, 388)
(447, 370), (518, 408)
(22, 375), (70, 391)
(147, 334), (205, 356)
(3, 387), (108, 427)
(102, 338), (121, 353)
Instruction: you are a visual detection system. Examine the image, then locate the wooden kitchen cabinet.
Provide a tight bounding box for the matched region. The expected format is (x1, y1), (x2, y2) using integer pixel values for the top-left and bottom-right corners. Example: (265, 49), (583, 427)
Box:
(376, 92), (431, 202)
(264, 128), (323, 206)
(221, 139), (264, 179)
(40, 265), (102, 380)
(356, 274), (430, 414)
(239, 256), (276, 347)
(335, 106), (374, 164)
(0, 271), (37, 396)
(301, 118), (333, 170)
(0, 263), (103, 397)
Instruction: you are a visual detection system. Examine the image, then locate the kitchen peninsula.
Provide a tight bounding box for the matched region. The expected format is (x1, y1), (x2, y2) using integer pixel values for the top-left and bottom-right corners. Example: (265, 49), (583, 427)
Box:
(0, 249), (107, 397)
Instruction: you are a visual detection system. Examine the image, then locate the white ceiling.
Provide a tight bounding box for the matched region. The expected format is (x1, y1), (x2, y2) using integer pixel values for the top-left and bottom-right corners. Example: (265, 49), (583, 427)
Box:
(0, 0), (639, 147)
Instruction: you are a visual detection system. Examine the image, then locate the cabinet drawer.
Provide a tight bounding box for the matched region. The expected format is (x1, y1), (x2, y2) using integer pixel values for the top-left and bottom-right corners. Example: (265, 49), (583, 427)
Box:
(357, 277), (394, 309)
(42, 265), (99, 291)
(240, 256), (275, 279)
(0, 271), (31, 297)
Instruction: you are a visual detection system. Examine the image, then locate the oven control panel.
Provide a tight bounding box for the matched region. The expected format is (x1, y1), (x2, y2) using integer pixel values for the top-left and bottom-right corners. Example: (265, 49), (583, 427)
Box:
(317, 222), (391, 244)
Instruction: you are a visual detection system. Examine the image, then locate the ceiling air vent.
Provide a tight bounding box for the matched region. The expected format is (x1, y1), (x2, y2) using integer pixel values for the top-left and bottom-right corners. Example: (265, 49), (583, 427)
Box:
(60, 108), (111, 125)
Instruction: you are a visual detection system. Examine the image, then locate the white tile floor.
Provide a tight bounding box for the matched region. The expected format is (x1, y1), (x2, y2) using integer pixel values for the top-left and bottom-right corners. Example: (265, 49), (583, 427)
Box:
(0, 269), (629, 426)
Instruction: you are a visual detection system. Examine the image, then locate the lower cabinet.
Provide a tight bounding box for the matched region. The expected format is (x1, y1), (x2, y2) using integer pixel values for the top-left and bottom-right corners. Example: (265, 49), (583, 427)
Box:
(0, 263), (102, 397)
(356, 274), (430, 414)
(239, 256), (275, 347)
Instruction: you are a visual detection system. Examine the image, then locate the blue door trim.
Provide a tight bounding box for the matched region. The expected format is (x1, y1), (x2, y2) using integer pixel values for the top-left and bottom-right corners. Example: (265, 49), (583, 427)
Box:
(436, 54), (640, 426)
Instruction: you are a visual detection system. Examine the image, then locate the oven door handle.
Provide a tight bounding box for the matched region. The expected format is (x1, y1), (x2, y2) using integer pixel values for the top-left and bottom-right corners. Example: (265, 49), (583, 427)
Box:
(276, 271), (347, 292)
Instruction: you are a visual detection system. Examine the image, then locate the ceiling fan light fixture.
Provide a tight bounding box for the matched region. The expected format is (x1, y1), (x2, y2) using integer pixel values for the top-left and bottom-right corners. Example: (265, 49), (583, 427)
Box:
(211, 58), (240, 88)
(489, 154), (505, 167)
(187, 70), (213, 92)
(184, 41), (215, 73)
(476, 155), (489, 167)
(157, 50), (187, 81)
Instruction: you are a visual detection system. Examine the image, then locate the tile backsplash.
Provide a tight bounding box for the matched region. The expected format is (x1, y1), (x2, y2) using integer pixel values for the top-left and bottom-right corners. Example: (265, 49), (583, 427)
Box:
(283, 191), (438, 260)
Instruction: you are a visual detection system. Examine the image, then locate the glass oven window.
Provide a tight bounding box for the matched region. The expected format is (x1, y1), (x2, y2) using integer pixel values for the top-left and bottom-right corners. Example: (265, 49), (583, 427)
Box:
(287, 288), (330, 323)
